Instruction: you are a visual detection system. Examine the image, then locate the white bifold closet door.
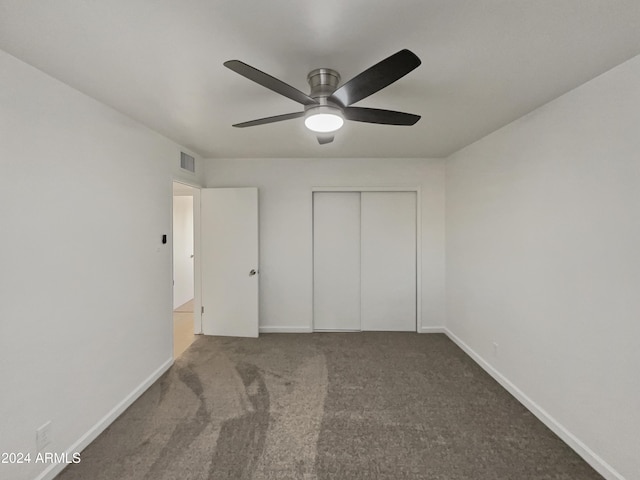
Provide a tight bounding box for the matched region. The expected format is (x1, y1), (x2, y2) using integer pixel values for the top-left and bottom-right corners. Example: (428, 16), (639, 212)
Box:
(360, 192), (416, 331)
(313, 192), (361, 330)
(313, 191), (416, 331)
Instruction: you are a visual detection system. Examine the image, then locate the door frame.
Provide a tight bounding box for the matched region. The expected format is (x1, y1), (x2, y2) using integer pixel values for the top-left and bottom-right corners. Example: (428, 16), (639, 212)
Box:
(171, 180), (203, 335)
(311, 186), (422, 332)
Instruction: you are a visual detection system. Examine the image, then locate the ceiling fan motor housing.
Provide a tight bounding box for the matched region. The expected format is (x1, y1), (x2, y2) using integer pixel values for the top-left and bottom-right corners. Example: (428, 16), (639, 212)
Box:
(307, 68), (341, 99)
(307, 68), (342, 107)
(305, 68), (344, 128)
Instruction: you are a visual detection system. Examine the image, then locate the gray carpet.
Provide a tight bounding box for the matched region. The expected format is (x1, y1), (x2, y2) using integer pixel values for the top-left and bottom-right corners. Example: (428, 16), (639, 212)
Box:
(56, 333), (603, 479)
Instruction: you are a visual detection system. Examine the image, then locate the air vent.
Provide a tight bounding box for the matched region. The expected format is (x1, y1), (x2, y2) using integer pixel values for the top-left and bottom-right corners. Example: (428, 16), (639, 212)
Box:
(180, 152), (195, 173)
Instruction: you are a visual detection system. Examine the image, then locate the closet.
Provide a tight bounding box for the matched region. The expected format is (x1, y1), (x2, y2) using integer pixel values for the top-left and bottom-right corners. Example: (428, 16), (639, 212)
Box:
(313, 191), (417, 331)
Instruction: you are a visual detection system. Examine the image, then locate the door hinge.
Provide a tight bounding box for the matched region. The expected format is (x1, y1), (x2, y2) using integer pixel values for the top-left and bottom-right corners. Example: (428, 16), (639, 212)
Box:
(201, 306), (204, 315)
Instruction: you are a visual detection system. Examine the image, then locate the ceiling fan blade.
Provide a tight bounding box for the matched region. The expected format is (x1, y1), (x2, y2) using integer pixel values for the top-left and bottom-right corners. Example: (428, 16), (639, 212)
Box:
(343, 107), (420, 125)
(224, 60), (318, 106)
(317, 135), (334, 145)
(232, 111), (305, 128)
(329, 49), (421, 107)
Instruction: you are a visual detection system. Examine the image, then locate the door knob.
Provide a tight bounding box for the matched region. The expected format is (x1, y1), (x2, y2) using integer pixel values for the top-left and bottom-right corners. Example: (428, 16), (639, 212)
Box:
(249, 269), (257, 276)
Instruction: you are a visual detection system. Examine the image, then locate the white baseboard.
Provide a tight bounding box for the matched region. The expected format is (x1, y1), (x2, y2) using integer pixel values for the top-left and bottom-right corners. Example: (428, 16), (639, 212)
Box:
(443, 328), (624, 480)
(35, 358), (174, 480)
(419, 326), (446, 333)
(259, 326), (313, 333)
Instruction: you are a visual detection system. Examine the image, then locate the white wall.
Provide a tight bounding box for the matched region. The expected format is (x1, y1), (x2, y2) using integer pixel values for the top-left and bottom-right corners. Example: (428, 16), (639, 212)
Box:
(172, 195), (194, 309)
(0, 50), (202, 480)
(446, 54), (640, 480)
(203, 158), (446, 332)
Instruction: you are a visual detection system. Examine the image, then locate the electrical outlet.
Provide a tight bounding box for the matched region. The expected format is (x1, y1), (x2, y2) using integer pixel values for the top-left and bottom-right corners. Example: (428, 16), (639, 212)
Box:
(492, 342), (499, 357)
(36, 421), (52, 452)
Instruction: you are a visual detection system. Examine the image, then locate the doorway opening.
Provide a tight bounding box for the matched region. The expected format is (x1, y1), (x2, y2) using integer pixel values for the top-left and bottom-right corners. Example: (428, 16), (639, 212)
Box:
(173, 181), (197, 357)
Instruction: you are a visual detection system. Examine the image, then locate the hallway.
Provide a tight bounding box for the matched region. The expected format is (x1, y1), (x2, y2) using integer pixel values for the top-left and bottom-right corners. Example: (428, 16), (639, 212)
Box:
(173, 299), (195, 358)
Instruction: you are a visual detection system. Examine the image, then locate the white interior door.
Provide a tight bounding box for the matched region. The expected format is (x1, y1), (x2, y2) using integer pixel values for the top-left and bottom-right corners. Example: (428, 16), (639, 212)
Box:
(201, 188), (259, 337)
(313, 192), (361, 331)
(361, 192), (416, 331)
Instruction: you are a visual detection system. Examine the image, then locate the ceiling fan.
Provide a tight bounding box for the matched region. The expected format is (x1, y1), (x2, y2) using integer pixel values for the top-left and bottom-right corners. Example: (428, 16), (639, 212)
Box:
(224, 49), (422, 144)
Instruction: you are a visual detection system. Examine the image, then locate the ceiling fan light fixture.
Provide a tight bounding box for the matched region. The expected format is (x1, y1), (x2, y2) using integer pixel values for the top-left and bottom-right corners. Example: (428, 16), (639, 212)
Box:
(224, 50), (422, 142)
(304, 106), (344, 133)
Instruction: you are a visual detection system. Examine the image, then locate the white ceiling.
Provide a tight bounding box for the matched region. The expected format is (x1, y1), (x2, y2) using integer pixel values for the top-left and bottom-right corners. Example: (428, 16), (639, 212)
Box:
(1, 1), (639, 159)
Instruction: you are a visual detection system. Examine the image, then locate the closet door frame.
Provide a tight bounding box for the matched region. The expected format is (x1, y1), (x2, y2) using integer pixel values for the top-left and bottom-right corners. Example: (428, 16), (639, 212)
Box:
(311, 186), (422, 332)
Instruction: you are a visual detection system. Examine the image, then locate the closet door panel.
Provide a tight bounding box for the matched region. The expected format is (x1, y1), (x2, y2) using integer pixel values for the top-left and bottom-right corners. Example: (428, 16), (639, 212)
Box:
(361, 192), (416, 331)
(313, 192), (361, 330)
